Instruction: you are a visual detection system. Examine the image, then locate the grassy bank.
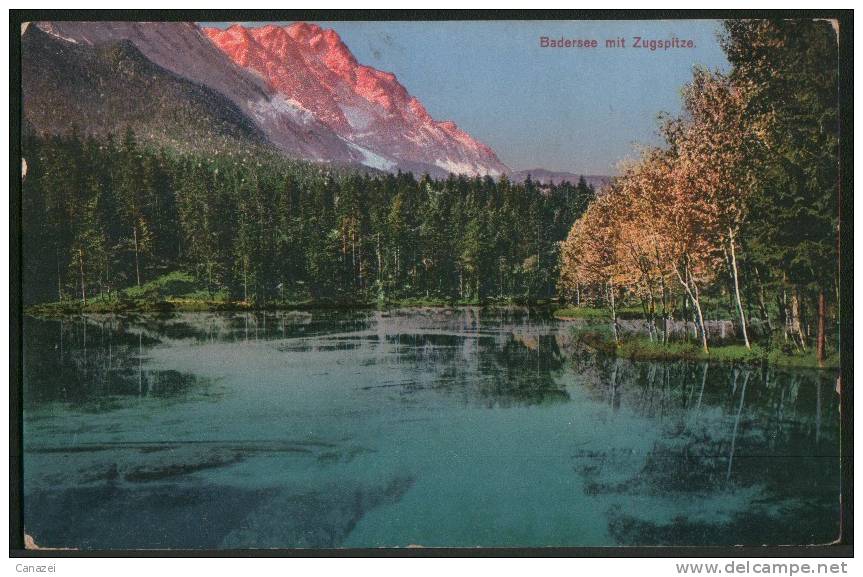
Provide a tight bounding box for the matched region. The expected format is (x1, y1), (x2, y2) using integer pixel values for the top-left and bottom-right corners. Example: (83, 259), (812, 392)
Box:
(24, 272), (357, 317)
(24, 272), (561, 318)
(25, 295), (560, 317)
(571, 328), (839, 369)
(24, 295), (487, 317)
(553, 305), (645, 320)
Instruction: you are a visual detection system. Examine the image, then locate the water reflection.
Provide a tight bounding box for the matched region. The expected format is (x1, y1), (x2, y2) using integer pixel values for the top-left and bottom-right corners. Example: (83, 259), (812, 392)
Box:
(24, 317), (211, 410)
(570, 357), (839, 545)
(24, 475), (416, 549)
(24, 309), (571, 411)
(22, 309), (840, 548)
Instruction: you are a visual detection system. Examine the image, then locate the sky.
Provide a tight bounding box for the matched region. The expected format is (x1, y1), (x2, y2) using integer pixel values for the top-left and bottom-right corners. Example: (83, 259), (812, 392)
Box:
(202, 20), (730, 176)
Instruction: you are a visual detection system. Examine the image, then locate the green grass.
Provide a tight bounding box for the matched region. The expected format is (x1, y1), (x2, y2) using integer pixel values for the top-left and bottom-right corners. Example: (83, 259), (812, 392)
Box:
(382, 296), (469, 307)
(617, 338), (766, 364)
(573, 329), (839, 369)
(25, 271), (244, 316)
(26, 273), (479, 317)
(377, 295), (557, 308)
(765, 347), (839, 369)
(122, 271), (198, 300)
(27, 271), (573, 317)
(553, 305), (644, 320)
(553, 306), (611, 320)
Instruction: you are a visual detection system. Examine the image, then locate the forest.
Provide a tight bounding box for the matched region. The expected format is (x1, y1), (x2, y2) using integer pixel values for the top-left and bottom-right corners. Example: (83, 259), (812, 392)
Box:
(21, 128), (594, 308)
(21, 20), (839, 365)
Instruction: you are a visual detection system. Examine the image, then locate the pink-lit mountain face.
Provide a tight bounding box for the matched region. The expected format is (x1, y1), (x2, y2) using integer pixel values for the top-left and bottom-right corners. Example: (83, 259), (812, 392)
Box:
(25, 21), (510, 178)
(203, 23), (509, 177)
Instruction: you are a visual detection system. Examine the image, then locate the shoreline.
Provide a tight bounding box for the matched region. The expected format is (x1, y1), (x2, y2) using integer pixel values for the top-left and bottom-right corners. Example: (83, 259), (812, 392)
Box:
(568, 330), (839, 370)
(23, 301), (838, 370)
(23, 298), (559, 318)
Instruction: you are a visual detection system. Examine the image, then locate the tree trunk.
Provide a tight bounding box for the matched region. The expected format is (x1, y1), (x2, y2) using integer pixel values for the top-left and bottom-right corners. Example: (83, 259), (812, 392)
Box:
(640, 294), (653, 342)
(693, 282), (708, 353)
(351, 235), (363, 288)
(609, 281), (620, 345)
(647, 285), (657, 342)
(754, 266), (773, 331)
(817, 289), (826, 367)
(792, 286), (806, 351)
(660, 277), (669, 344)
(78, 248), (86, 305)
(133, 225), (141, 287)
(56, 246), (62, 301)
(243, 258), (248, 302)
(675, 264), (709, 353)
(104, 253), (111, 301)
(722, 246), (735, 312)
(376, 233), (382, 285)
(728, 229), (750, 349)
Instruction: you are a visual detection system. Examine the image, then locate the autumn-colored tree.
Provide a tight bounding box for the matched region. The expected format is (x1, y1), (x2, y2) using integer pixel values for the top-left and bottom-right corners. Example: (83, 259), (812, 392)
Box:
(560, 188), (624, 342)
(612, 151), (679, 343)
(561, 140), (722, 353)
(617, 145), (719, 352)
(676, 68), (760, 348)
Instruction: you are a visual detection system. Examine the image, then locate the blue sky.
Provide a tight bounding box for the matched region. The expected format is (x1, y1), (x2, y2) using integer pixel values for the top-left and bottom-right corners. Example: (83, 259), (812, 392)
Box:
(202, 20), (730, 175)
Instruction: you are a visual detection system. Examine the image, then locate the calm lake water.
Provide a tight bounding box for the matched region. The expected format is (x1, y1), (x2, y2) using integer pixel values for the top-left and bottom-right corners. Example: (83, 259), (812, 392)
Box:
(22, 309), (840, 549)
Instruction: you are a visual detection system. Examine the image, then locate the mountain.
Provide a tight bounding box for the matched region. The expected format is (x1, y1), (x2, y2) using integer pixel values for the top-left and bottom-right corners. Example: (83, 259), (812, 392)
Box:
(25, 21), (359, 163)
(22, 23), (272, 155)
(24, 21), (508, 177)
(23, 21), (597, 182)
(511, 169), (611, 190)
(202, 23), (509, 177)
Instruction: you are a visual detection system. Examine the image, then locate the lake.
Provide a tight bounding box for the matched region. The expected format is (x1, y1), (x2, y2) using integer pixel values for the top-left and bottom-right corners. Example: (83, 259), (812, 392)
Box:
(21, 308), (840, 549)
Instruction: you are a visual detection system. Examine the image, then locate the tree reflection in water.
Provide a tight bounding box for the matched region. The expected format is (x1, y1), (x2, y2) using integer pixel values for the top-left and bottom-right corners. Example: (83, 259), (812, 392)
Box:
(570, 355), (840, 545)
(24, 316), (212, 411)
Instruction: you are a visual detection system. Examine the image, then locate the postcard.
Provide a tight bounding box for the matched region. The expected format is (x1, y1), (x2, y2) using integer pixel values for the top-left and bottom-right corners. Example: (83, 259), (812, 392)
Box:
(11, 13), (848, 553)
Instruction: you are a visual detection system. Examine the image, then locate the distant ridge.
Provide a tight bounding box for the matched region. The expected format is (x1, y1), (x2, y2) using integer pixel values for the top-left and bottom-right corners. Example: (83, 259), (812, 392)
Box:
(511, 169), (611, 190)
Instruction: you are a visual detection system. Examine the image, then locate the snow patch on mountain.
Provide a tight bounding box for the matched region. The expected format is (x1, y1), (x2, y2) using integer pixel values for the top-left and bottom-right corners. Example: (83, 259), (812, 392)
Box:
(340, 104), (375, 131)
(435, 158), (502, 178)
(343, 139), (397, 171)
(252, 95), (316, 126)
